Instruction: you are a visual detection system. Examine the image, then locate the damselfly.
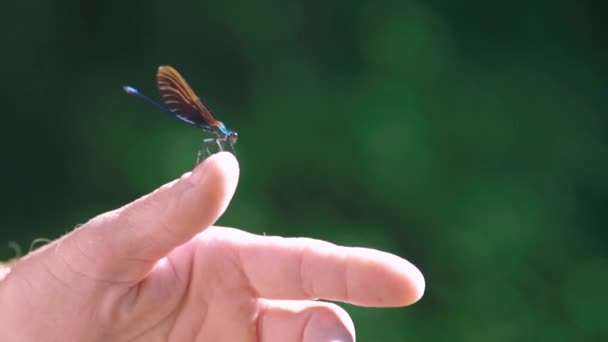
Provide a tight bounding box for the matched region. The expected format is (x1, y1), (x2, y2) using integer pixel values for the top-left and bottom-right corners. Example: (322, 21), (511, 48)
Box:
(124, 66), (237, 163)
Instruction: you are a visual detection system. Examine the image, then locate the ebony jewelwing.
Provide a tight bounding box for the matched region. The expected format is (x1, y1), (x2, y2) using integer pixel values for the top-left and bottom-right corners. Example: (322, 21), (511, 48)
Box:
(123, 66), (237, 160)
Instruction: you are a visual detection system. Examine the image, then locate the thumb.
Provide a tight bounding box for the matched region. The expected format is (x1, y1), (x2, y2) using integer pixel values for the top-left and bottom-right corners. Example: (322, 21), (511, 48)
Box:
(57, 152), (239, 283)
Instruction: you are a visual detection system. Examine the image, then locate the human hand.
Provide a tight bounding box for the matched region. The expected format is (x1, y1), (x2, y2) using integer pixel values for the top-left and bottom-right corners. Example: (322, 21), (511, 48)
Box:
(0, 152), (424, 341)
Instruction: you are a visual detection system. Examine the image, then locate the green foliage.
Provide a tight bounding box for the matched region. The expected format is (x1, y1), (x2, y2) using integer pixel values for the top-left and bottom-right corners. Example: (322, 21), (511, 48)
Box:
(0, 0), (606, 339)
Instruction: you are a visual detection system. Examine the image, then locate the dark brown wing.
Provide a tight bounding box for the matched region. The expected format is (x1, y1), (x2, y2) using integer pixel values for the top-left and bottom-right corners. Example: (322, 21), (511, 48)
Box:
(156, 66), (220, 129)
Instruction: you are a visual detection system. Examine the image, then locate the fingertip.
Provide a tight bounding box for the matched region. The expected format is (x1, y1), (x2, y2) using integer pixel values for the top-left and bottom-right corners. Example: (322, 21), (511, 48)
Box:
(402, 260), (425, 305)
(212, 152), (240, 186)
(355, 249), (425, 307)
(258, 300), (355, 342)
(189, 152), (240, 218)
(191, 152), (239, 185)
(304, 303), (355, 342)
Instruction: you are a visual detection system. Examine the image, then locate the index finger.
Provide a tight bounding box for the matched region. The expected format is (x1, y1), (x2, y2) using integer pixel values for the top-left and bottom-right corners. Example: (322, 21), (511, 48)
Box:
(56, 152), (239, 283)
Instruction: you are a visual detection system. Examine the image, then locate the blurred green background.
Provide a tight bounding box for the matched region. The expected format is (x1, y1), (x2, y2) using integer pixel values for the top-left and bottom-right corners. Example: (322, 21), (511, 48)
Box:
(1, 0), (606, 340)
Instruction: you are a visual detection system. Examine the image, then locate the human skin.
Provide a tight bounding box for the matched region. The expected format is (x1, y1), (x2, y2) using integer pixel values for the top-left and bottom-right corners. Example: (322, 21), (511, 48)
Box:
(0, 152), (425, 341)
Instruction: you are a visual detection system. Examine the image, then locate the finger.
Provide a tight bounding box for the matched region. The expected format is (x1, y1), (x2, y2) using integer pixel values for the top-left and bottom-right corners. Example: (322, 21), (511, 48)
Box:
(206, 228), (425, 307)
(258, 300), (355, 342)
(58, 152), (239, 282)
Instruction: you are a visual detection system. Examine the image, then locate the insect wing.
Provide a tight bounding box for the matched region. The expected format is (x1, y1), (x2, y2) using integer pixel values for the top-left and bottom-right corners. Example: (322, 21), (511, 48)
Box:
(156, 66), (219, 129)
